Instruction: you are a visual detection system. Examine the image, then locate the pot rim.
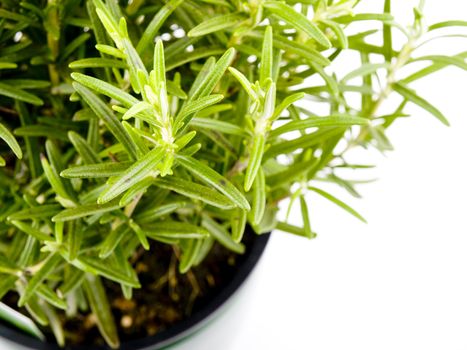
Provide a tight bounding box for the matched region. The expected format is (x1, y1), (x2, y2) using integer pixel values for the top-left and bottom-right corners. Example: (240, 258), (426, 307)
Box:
(0, 231), (270, 350)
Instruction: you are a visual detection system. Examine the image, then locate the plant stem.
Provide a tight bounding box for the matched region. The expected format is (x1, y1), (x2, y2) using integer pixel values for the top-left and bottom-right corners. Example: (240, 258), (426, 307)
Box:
(345, 39), (416, 151)
(46, 0), (60, 86)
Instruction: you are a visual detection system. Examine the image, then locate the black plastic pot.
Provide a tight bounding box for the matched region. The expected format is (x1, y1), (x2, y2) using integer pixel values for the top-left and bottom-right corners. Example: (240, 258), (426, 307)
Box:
(0, 232), (270, 350)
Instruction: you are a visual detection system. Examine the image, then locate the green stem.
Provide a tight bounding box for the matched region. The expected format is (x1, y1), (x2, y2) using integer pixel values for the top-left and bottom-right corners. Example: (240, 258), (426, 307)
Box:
(346, 39), (416, 150)
(46, 0), (60, 86)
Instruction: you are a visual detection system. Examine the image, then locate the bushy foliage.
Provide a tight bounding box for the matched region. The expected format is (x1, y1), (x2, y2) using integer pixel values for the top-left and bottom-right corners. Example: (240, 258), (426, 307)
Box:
(0, 0), (465, 347)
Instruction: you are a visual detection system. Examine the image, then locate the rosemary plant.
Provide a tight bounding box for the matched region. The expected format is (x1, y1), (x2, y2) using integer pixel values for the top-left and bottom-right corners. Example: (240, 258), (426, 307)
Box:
(0, 0), (466, 347)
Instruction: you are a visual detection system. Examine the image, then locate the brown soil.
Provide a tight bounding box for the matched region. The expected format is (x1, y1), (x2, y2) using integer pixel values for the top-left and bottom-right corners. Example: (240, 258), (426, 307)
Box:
(73, 241), (241, 347)
(5, 235), (251, 348)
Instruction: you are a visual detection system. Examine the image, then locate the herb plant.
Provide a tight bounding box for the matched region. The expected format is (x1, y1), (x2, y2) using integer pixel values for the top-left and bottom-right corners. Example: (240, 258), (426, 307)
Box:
(0, 0), (466, 347)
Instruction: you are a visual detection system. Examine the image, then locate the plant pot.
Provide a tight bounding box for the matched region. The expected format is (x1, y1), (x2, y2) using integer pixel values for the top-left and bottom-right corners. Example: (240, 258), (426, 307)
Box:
(0, 231), (270, 350)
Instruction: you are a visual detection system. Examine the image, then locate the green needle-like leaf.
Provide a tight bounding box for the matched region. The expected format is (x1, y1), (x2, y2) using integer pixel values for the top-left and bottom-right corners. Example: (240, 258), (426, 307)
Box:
(245, 134), (265, 192)
(202, 214), (245, 254)
(269, 115), (368, 138)
(260, 26), (273, 86)
(271, 93), (305, 121)
(308, 186), (367, 223)
(192, 237), (215, 266)
(0, 123), (22, 159)
(95, 44), (125, 58)
(228, 67), (258, 101)
(166, 48), (226, 72)
(155, 177), (235, 210)
(19, 253), (62, 306)
(52, 201), (122, 222)
(141, 221), (210, 239)
(334, 13), (394, 24)
(260, 33), (330, 66)
(136, 0), (184, 53)
(153, 39), (166, 87)
(7, 205), (62, 221)
(383, 0), (393, 62)
(77, 256), (140, 288)
(267, 157), (319, 188)
(121, 102), (154, 122)
(251, 167), (266, 226)
(14, 126), (69, 142)
(71, 73), (138, 108)
(122, 122), (150, 159)
(61, 162), (132, 179)
(10, 221), (54, 242)
(299, 195), (313, 238)
(36, 285), (66, 310)
(188, 13), (246, 37)
(135, 201), (187, 224)
(0, 62), (18, 69)
(393, 82), (449, 126)
(188, 48), (236, 102)
(0, 82), (43, 106)
(68, 131), (101, 165)
(69, 58), (126, 69)
(41, 155), (75, 203)
(0, 303), (45, 341)
(409, 55), (467, 72)
(98, 147), (165, 204)
(57, 268), (85, 297)
(67, 220), (82, 261)
(263, 2), (331, 48)
(40, 303), (65, 347)
(179, 239), (203, 274)
(118, 177), (154, 206)
(99, 224), (131, 259)
(265, 128), (345, 159)
(428, 20), (467, 31)
(0, 80), (50, 89)
(73, 83), (138, 159)
(342, 63), (390, 83)
(83, 274), (120, 349)
(231, 209), (247, 243)
(128, 220), (150, 250)
(176, 155), (250, 210)
(276, 221), (315, 238)
(176, 94), (225, 128)
(190, 118), (248, 137)
(61, 33), (91, 62)
(321, 20), (348, 49)
(402, 52), (467, 83)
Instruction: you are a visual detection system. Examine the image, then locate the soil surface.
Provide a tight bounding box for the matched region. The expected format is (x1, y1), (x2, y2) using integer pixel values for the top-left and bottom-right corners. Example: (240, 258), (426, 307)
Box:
(5, 233), (255, 348)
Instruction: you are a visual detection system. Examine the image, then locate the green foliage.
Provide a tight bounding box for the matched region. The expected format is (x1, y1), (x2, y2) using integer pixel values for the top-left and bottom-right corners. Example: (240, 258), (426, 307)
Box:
(0, 0), (465, 348)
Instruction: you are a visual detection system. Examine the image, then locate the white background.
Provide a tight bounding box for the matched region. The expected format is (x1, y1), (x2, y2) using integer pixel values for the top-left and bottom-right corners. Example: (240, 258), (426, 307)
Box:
(2, 1), (467, 349)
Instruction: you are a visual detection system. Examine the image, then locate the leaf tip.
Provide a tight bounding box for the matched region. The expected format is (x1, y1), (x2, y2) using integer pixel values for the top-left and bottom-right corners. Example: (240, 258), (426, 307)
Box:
(244, 178), (253, 192)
